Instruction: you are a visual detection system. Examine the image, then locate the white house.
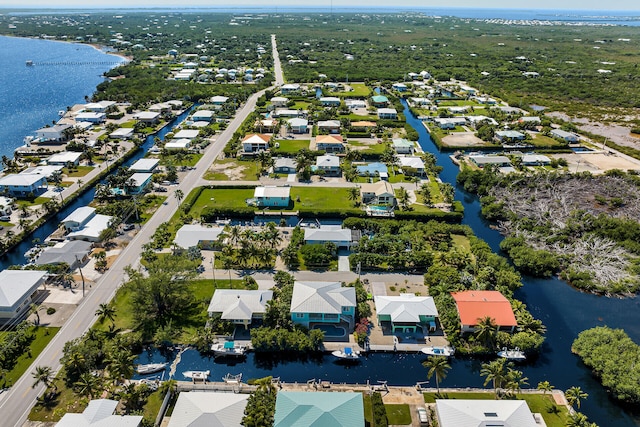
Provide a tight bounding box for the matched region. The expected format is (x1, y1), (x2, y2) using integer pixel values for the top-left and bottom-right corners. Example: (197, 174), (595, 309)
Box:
(377, 108), (398, 120)
(288, 118), (309, 134)
(62, 206), (113, 242)
(35, 124), (72, 142)
(0, 196), (13, 216)
(435, 399), (539, 427)
(253, 186), (291, 208)
(173, 129), (200, 140)
(392, 138), (415, 154)
(164, 139), (191, 150)
(57, 399), (142, 427)
(135, 111), (161, 124)
(210, 95), (229, 105)
(130, 158), (159, 173)
(208, 289), (273, 329)
(167, 392), (249, 427)
(84, 100), (116, 112)
(75, 112), (106, 123)
(374, 294), (439, 333)
(0, 174), (48, 197)
(270, 96), (289, 107)
(345, 99), (367, 109)
(20, 165), (64, 179)
(0, 270), (47, 323)
(304, 225), (353, 249)
(433, 117), (466, 129)
(398, 156), (426, 176)
(174, 224), (225, 249)
(319, 97), (341, 107)
(280, 83), (301, 94)
(47, 151), (83, 166)
(551, 128), (580, 142)
(317, 120), (341, 134)
(315, 155), (341, 176)
(242, 134), (270, 153)
(392, 83), (408, 92)
(109, 128), (135, 139)
(495, 130), (526, 143)
(360, 181), (396, 205)
(192, 110), (214, 122)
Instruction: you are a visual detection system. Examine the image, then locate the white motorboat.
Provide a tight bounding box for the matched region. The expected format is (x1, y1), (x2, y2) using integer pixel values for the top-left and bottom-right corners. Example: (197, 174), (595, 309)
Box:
(183, 370), (210, 380)
(223, 373), (243, 384)
(211, 341), (247, 357)
(136, 363), (167, 375)
(497, 347), (526, 361)
(331, 347), (360, 360)
(421, 346), (455, 357)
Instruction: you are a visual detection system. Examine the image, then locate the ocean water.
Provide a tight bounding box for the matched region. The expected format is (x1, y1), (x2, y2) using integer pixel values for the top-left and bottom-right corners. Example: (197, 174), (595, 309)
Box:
(0, 36), (124, 161)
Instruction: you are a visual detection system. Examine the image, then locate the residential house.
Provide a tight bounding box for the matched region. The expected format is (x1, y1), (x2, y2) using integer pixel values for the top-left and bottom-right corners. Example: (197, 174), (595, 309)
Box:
(458, 84), (477, 96)
(192, 110), (214, 122)
(275, 109), (303, 118)
(19, 165), (63, 179)
(392, 82), (408, 92)
(109, 128), (134, 139)
(377, 108), (398, 120)
(134, 111), (161, 124)
(522, 154), (551, 166)
(466, 116), (498, 129)
(0, 174), (48, 197)
(315, 155), (341, 177)
(350, 121), (377, 132)
(167, 392), (249, 427)
(57, 399), (142, 427)
(62, 206), (114, 242)
(290, 281), (356, 330)
(551, 128), (580, 142)
(253, 186), (291, 208)
(374, 294), (439, 333)
(164, 139), (191, 150)
(495, 130), (526, 144)
(274, 391), (364, 427)
(0, 196), (13, 216)
(474, 96), (497, 105)
(433, 117), (466, 130)
(371, 95), (389, 107)
(319, 97), (341, 107)
(356, 162), (389, 179)
(35, 124), (72, 142)
(270, 96), (289, 108)
(255, 118), (279, 133)
(410, 97), (432, 106)
(273, 157), (297, 174)
(129, 158), (159, 173)
(398, 156), (426, 176)
(149, 102), (172, 114)
(315, 134), (344, 153)
(210, 95), (229, 105)
(174, 224), (225, 250)
(34, 240), (93, 270)
(242, 134), (271, 153)
(345, 99), (367, 109)
(47, 151), (82, 166)
(208, 290), (273, 329)
(280, 83), (301, 95)
(317, 120), (341, 134)
(360, 180), (395, 205)
(288, 118), (309, 134)
(451, 290), (518, 333)
(0, 270), (47, 324)
(435, 399), (539, 427)
(304, 225), (354, 249)
(125, 173), (153, 195)
(74, 112), (106, 123)
(83, 101), (116, 112)
(392, 138), (415, 154)
(173, 129), (200, 140)
(448, 106), (470, 114)
(469, 155), (512, 168)
(518, 116), (542, 124)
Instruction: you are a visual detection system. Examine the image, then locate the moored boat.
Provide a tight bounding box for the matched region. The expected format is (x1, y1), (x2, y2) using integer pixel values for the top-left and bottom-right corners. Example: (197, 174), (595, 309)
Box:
(497, 347), (526, 361)
(136, 363), (167, 375)
(331, 347), (360, 360)
(183, 370), (210, 380)
(211, 341), (247, 357)
(421, 346), (455, 357)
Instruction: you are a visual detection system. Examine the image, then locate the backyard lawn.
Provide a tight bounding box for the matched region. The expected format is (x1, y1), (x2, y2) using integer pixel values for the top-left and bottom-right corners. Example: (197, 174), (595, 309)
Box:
(385, 404), (412, 425)
(63, 166), (94, 177)
(423, 392), (570, 427)
(530, 134), (566, 148)
(1, 326), (60, 386)
(273, 139), (310, 154)
(332, 83), (371, 97)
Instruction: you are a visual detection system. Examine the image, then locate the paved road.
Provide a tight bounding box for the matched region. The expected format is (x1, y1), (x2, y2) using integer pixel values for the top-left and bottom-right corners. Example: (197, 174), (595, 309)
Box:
(271, 34), (284, 86)
(0, 40), (284, 427)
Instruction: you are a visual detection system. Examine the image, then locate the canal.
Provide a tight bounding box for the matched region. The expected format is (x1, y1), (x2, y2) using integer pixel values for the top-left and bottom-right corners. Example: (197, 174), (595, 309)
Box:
(138, 100), (639, 426)
(0, 106), (194, 269)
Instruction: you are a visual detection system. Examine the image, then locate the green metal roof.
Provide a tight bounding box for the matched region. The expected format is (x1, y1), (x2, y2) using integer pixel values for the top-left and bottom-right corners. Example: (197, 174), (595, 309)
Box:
(274, 391), (364, 427)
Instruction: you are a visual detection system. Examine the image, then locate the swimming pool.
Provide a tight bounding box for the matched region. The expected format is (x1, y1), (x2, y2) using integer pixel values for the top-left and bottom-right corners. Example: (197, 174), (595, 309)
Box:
(314, 324), (347, 337)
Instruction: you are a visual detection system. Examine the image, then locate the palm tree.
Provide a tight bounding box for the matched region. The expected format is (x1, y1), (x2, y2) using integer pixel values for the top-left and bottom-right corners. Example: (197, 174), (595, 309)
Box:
(74, 372), (99, 399)
(537, 380), (554, 395)
(32, 366), (55, 392)
(174, 189), (184, 204)
(505, 368), (528, 395)
(397, 187), (410, 210)
(475, 316), (498, 349)
(480, 359), (507, 398)
(422, 356), (450, 394)
(28, 303), (45, 325)
(566, 412), (596, 427)
(106, 350), (135, 384)
(347, 186), (361, 207)
(565, 386), (588, 409)
(96, 303), (116, 325)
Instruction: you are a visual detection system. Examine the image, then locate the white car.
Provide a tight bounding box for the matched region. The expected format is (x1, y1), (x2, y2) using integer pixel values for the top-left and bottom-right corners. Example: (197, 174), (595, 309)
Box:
(417, 407), (428, 424)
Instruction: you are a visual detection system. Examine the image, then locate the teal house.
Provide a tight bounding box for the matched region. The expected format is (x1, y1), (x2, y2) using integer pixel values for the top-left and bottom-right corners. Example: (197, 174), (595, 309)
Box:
(274, 391), (364, 427)
(290, 281), (356, 331)
(374, 294), (439, 334)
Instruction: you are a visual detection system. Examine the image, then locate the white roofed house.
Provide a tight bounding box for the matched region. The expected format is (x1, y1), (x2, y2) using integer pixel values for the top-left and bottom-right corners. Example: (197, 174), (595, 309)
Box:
(47, 151), (83, 166)
(210, 95), (229, 105)
(377, 108), (398, 120)
(109, 127), (135, 139)
(435, 399), (539, 427)
(0, 174), (48, 197)
(174, 224), (225, 250)
(192, 110), (214, 122)
(74, 112), (106, 123)
(241, 133), (271, 153)
(270, 96), (289, 108)
(0, 270), (47, 324)
(315, 154), (341, 177)
(398, 156), (426, 176)
(304, 225), (356, 249)
(317, 120), (341, 134)
(129, 158), (159, 173)
(134, 111), (161, 124)
(290, 281), (356, 330)
(124, 173), (153, 195)
(62, 206), (114, 242)
(287, 118), (309, 134)
(280, 83), (301, 94)
(173, 129), (200, 140)
(495, 130), (526, 144)
(164, 139), (191, 150)
(252, 186), (291, 208)
(374, 294), (439, 334)
(148, 102), (172, 114)
(208, 289), (273, 329)
(166, 392), (249, 427)
(35, 124), (72, 142)
(56, 398), (142, 427)
(273, 157), (297, 174)
(319, 96), (341, 107)
(84, 100), (116, 112)
(551, 128), (580, 143)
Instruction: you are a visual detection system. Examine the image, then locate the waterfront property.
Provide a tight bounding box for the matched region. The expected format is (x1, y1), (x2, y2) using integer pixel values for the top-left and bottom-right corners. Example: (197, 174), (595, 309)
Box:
(109, 128), (135, 139)
(134, 111), (161, 124)
(377, 108), (398, 120)
(35, 124), (72, 142)
(84, 100), (116, 113)
(551, 128), (580, 142)
(290, 281), (356, 330)
(451, 290), (518, 333)
(192, 110), (214, 122)
(173, 224), (224, 250)
(208, 289), (273, 329)
(280, 83), (301, 95)
(130, 158), (159, 173)
(62, 206), (113, 242)
(173, 129), (200, 140)
(392, 138), (415, 154)
(398, 156), (426, 176)
(74, 111), (106, 123)
(303, 225), (356, 249)
(274, 391), (364, 427)
(34, 240), (92, 270)
(0, 174), (48, 197)
(315, 134), (344, 152)
(0, 270), (47, 324)
(371, 95), (389, 107)
(47, 151), (83, 166)
(252, 186), (291, 208)
(360, 180), (396, 205)
(435, 399), (539, 427)
(468, 154), (512, 168)
(166, 392), (248, 426)
(495, 130), (526, 144)
(374, 294), (439, 334)
(356, 162), (389, 179)
(320, 96), (341, 107)
(210, 95), (229, 105)
(20, 165), (64, 179)
(433, 117), (466, 129)
(165, 139), (191, 150)
(56, 399), (142, 427)
(124, 173), (153, 195)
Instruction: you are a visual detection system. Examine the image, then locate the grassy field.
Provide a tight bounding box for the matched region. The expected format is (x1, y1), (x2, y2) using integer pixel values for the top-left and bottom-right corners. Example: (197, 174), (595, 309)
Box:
(137, 195), (166, 224)
(332, 83), (371, 97)
(274, 139), (310, 154)
(203, 158), (260, 181)
(1, 326), (60, 386)
(15, 196), (51, 208)
(385, 404), (412, 425)
(347, 140), (387, 156)
(530, 134), (566, 148)
(62, 166), (94, 177)
(423, 392), (570, 427)
(29, 377), (86, 422)
(157, 153), (203, 167)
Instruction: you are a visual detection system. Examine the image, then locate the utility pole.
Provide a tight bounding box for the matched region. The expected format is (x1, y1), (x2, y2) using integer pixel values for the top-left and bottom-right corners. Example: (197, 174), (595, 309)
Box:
(211, 253), (216, 286)
(75, 255), (86, 297)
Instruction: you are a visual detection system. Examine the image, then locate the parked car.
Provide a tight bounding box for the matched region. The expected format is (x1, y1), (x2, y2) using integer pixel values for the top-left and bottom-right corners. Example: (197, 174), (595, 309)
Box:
(123, 224), (135, 231)
(417, 407), (428, 425)
(0, 216), (9, 222)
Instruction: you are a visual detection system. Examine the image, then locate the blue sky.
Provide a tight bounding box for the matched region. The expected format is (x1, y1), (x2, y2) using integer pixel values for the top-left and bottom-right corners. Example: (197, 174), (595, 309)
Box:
(2, 1), (639, 11)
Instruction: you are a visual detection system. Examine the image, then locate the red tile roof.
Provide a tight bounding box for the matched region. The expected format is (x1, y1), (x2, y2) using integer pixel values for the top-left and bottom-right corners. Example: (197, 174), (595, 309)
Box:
(451, 290), (517, 327)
